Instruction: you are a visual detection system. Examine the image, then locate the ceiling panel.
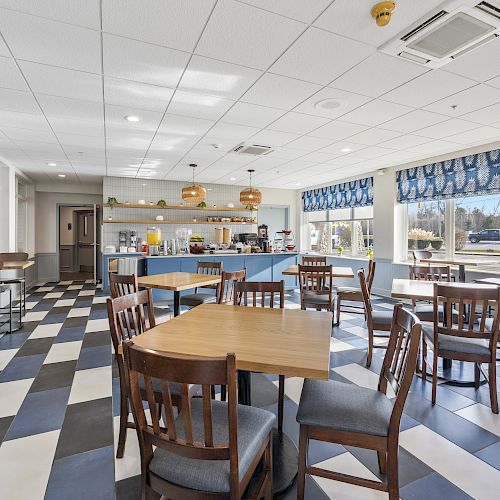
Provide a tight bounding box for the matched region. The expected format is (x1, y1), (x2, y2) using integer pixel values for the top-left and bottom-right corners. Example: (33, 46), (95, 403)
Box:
(308, 120), (369, 141)
(241, 73), (321, 110)
(238, 0), (333, 23)
(220, 102), (284, 128)
(0, 125), (56, 143)
(37, 94), (103, 122)
(102, 0), (215, 52)
(249, 129), (300, 147)
(0, 9), (101, 72)
(268, 111), (329, 135)
(167, 90), (235, 121)
(195, 0), (305, 70)
(413, 119), (480, 140)
(347, 128), (402, 146)
(461, 103), (500, 125)
(0, 109), (47, 130)
(0, 88), (39, 114)
(104, 104), (164, 133)
(382, 134), (431, 150)
(340, 99), (412, 127)
(444, 126), (500, 146)
(49, 117), (104, 138)
(270, 27), (373, 85)
(158, 114), (215, 138)
(285, 135), (335, 151)
(103, 34), (190, 88)
(0, 56), (28, 91)
(204, 122), (261, 143)
(379, 110), (449, 134)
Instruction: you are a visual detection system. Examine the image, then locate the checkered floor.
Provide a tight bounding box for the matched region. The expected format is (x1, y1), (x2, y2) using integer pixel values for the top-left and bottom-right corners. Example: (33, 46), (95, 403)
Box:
(1, 281), (500, 499)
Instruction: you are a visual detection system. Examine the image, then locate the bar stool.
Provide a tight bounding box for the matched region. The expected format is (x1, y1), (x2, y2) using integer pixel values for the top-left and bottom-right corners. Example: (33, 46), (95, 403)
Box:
(0, 255), (26, 332)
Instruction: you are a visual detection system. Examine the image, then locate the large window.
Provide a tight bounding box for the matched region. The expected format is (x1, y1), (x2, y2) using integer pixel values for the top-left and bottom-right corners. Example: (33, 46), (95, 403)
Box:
(407, 200), (446, 257)
(307, 206), (373, 257)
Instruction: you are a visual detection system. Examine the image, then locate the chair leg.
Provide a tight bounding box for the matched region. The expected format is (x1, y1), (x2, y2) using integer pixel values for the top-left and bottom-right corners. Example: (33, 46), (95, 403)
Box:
(278, 374), (285, 436)
(117, 383), (128, 459)
(264, 434), (273, 500)
(474, 363), (480, 389)
(386, 441), (399, 500)
(366, 326), (373, 368)
(489, 362), (499, 414)
(297, 426), (308, 500)
(421, 338), (427, 381)
(377, 450), (387, 474)
(335, 295), (341, 325)
(431, 351), (438, 405)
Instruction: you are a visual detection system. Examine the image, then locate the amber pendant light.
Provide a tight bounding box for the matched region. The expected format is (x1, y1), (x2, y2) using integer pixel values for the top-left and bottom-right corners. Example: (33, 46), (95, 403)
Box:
(240, 169), (262, 210)
(182, 163), (206, 203)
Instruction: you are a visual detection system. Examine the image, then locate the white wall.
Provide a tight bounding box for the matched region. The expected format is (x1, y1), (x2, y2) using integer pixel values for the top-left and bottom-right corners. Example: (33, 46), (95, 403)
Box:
(59, 207), (77, 246)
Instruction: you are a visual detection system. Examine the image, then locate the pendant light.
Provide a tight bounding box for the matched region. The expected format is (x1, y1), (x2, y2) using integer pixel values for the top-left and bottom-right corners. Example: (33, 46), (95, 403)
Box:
(182, 163), (206, 203)
(240, 169), (262, 210)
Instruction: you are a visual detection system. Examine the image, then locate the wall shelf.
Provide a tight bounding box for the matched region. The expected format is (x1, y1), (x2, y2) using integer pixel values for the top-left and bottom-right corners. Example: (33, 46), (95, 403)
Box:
(105, 203), (257, 212)
(104, 220), (257, 225)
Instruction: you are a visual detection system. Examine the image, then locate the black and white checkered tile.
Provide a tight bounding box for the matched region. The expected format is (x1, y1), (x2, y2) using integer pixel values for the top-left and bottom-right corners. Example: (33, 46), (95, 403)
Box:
(1, 281), (500, 499)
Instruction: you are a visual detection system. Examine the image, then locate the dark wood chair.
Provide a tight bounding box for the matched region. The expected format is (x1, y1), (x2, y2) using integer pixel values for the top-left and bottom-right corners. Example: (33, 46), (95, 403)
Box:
(0, 252), (28, 320)
(298, 264), (334, 312)
(302, 256), (327, 266)
(296, 303), (422, 500)
(422, 283), (500, 413)
(123, 344), (274, 499)
(180, 261), (223, 308)
(106, 290), (196, 458)
(359, 269), (393, 367)
(234, 280), (286, 435)
(412, 251), (455, 281)
(217, 269), (247, 304)
(335, 260), (376, 325)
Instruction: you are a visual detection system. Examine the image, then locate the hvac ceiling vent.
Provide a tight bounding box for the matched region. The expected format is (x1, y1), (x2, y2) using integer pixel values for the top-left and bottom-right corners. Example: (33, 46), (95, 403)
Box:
(380, 1), (500, 68)
(231, 143), (274, 155)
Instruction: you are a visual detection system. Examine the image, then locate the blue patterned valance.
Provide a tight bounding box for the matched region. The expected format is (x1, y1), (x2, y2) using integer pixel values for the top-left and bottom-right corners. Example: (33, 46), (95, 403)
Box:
(302, 177), (373, 212)
(397, 149), (500, 203)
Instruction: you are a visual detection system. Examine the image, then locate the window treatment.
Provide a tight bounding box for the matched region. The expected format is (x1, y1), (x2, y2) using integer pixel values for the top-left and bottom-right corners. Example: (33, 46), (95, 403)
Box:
(302, 177), (373, 212)
(397, 149), (500, 203)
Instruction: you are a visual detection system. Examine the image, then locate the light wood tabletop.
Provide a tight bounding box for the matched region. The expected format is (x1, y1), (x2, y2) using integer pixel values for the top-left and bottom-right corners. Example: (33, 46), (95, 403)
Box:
(137, 272), (221, 291)
(420, 257), (499, 267)
(1, 260), (34, 270)
(474, 277), (500, 286)
(282, 265), (354, 278)
(391, 278), (495, 301)
(131, 303), (331, 380)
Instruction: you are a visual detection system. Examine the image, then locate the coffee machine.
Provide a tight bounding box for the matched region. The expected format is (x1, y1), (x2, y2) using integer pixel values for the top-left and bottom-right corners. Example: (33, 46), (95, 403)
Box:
(258, 224), (270, 253)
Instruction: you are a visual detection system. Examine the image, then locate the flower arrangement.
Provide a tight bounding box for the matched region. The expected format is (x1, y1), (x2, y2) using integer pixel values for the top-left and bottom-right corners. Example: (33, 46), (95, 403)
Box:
(408, 228), (434, 240)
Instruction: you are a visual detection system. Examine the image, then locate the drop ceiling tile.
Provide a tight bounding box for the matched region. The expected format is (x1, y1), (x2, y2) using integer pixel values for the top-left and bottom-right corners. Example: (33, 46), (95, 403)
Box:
(383, 70), (476, 108)
(351, 146), (394, 160)
(285, 135), (334, 151)
(178, 55), (262, 100)
(167, 90), (235, 120)
(57, 133), (105, 149)
(37, 94), (103, 122)
(380, 109), (449, 133)
(414, 119), (480, 140)
(487, 75), (500, 89)
(12, 139), (63, 154)
(103, 34), (190, 88)
(221, 102), (284, 128)
(105, 104), (164, 133)
(299, 151), (340, 163)
(250, 129), (300, 147)
(102, 0), (215, 52)
(424, 84), (500, 117)
(237, 0), (333, 23)
(241, 73), (321, 110)
(382, 134), (431, 150)
(268, 112), (329, 135)
(49, 117), (104, 138)
(347, 128), (402, 146)
(0, 9), (101, 72)
(159, 114), (215, 138)
(0, 56), (28, 91)
(294, 87), (371, 119)
(265, 148), (304, 160)
(0, 88), (39, 114)
(340, 100), (412, 127)
(205, 122), (260, 143)
(195, 0), (305, 70)
(308, 120), (369, 141)
(405, 140), (462, 154)
(20, 61), (102, 101)
(0, 109), (46, 130)
(330, 52), (427, 98)
(0, 125), (56, 143)
(444, 37), (500, 83)
(270, 27), (373, 85)
(0, 0), (101, 29)
(444, 126), (500, 146)
(314, 0), (446, 47)
(462, 103), (500, 125)
(319, 141), (367, 155)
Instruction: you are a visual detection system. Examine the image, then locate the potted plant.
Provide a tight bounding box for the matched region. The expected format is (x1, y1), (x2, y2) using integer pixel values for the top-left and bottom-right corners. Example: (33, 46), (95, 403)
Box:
(157, 199), (167, 207)
(337, 244), (344, 256)
(408, 228), (433, 251)
(107, 196), (119, 207)
(431, 237), (443, 250)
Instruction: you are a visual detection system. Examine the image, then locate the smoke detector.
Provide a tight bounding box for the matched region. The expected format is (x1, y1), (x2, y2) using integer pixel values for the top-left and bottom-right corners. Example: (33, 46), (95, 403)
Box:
(371, 2), (396, 27)
(231, 143), (274, 156)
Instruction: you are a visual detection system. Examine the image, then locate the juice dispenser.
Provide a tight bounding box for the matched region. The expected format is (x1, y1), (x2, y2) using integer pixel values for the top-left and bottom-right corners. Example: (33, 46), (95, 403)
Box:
(147, 227), (162, 256)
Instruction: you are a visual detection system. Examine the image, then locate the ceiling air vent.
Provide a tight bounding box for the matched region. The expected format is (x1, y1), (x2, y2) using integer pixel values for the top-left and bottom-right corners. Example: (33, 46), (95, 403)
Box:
(231, 143), (274, 156)
(380, 0), (500, 68)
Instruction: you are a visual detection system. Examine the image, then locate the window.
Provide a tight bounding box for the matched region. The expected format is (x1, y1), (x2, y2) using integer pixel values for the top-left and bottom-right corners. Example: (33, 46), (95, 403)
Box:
(16, 179), (27, 253)
(306, 206), (373, 256)
(407, 200), (446, 259)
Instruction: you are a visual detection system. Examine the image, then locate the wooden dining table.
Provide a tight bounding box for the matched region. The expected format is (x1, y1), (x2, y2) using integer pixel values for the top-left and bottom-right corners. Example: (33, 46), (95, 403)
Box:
(1, 260), (34, 270)
(419, 257), (499, 282)
(132, 303), (332, 494)
(137, 272), (221, 317)
(282, 264), (354, 277)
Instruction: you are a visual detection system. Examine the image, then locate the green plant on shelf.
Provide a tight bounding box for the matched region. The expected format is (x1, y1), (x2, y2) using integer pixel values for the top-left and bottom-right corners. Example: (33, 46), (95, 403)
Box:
(107, 197), (119, 208)
(197, 201), (207, 208)
(157, 199), (167, 207)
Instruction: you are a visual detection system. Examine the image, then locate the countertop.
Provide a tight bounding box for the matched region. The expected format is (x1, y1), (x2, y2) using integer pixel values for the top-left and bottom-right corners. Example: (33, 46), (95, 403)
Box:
(103, 252), (298, 258)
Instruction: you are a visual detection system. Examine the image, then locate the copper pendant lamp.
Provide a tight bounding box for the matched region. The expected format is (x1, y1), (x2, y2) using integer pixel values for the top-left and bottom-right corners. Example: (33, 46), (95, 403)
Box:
(240, 169), (261, 210)
(182, 163), (206, 203)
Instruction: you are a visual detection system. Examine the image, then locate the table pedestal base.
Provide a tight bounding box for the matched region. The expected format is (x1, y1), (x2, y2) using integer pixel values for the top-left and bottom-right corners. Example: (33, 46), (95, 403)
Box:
(420, 358), (487, 387)
(272, 429), (298, 495)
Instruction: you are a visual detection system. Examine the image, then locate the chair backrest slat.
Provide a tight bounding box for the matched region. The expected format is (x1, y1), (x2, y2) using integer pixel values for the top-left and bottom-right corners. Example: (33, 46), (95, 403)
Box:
(217, 269), (246, 304)
(234, 280), (285, 308)
(302, 256), (327, 266)
(298, 264), (333, 309)
(109, 273), (139, 298)
(202, 384), (214, 447)
(366, 260), (377, 293)
(195, 261), (223, 292)
(160, 380), (177, 441)
(409, 265), (451, 283)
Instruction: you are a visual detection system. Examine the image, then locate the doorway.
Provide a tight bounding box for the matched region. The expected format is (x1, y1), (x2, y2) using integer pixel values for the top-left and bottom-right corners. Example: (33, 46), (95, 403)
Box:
(58, 206), (95, 281)
(258, 205), (289, 243)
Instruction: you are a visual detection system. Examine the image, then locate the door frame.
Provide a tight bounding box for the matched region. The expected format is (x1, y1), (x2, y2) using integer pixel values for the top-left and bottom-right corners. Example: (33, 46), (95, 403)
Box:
(258, 204), (290, 235)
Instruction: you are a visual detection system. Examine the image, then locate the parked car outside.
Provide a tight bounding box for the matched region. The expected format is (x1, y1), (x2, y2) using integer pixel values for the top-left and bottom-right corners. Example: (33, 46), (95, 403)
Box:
(468, 229), (500, 243)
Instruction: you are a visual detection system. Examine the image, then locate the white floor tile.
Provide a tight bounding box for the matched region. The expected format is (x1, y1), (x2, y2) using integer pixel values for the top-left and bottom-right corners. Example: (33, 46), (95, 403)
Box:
(274, 376), (304, 405)
(36, 286), (54, 292)
(25, 301), (37, 310)
(343, 325), (388, 345)
(332, 363), (395, 398)
(68, 285), (83, 290)
(22, 311), (48, 322)
(85, 279), (94, 284)
(92, 296), (108, 304)
(68, 365), (112, 404)
(0, 430), (60, 500)
(0, 348), (18, 370)
(67, 307), (91, 318)
(43, 292), (64, 299)
(400, 424), (500, 499)
(29, 323), (62, 339)
(54, 299), (76, 307)
(113, 415), (141, 481)
(58, 281), (72, 285)
(78, 290), (95, 296)
(43, 340), (82, 364)
(455, 403), (500, 437)
(85, 318), (109, 333)
(311, 452), (387, 499)
(0, 378), (34, 417)
(330, 337), (355, 352)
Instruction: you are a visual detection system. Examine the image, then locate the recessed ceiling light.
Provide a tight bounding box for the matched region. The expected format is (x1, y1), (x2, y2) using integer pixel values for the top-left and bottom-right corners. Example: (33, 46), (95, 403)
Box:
(341, 148), (351, 153)
(314, 98), (347, 112)
(58, 174), (66, 178)
(230, 177), (236, 181)
(142, 183), (146, 186)
(295, 182), (301, 186)
(47, 162), (56, 166)
(124, 115), (141, 122)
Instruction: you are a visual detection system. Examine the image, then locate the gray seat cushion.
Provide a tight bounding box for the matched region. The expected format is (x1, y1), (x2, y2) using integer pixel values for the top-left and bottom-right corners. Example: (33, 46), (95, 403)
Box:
(371, 310), (393, 326)
(302, 291), (332, 305)
(414, 303), (459, 322)
(180, 293), (217, 307)
(422, 323), (491, 356)
(296, 378), (392, 437)
(336, 286), (361, 295)
(149, 398), (275, 493)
